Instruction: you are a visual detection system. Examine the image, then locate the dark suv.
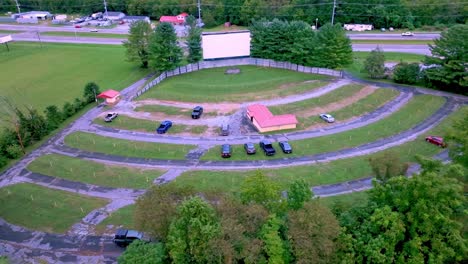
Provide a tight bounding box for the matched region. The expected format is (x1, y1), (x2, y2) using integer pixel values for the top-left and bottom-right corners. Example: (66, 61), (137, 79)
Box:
(157, 120), (172, 134)
(259, 140), (276, 156)
(191, 106), (203, 119)
(113, 229), (143, 247)
(221, 144), (232, 158)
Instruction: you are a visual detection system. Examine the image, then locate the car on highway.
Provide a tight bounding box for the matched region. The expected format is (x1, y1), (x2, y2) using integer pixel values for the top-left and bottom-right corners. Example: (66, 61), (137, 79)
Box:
(278, 141), (293, 154)
(319, 113), (335, 123)
(221, 144), (232, 158)
(74, 25), (81, 28)
(157, 120), (172, 134)
(104, 112), (118, 122)
(401, 31), (414, 36)
(90, 28), (98, 32)
(191, 106), (203, 119)
(243, 142), (256, 154)
(425, 136), (446, 147)
(259, 140), (276, 156)
(113, 229), (143, 247)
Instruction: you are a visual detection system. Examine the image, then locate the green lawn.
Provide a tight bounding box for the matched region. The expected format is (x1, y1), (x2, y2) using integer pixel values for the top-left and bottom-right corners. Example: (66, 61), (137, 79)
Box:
(0, 183), (108, 233)
(269, 84), (365, 115)
(28, 154), (165, 189)
(346, 52), (425, 79)
(64, 131), (195, 159)
(318, 191), (369, 208)
(201, 95), (445, 161)
(41, 31), (127, 39)
(94, 115), (208, 134)
(138, 66), (331, 102)
(135, 104), (218, 117)
(352, 40), (432, 45)
(0, 30), (22, 34)
(0, 42), (149, 112)
(171, 106), (466, 193)
(202, 24), (248, 32)
(95, 204), (135, 234)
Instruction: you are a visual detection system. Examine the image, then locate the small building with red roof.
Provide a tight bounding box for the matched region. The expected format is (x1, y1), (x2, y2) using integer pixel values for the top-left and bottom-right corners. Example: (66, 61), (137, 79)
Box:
(97, 89), (121, 104)
(159, 13), (188, 25)
(246, 104), (298, 132)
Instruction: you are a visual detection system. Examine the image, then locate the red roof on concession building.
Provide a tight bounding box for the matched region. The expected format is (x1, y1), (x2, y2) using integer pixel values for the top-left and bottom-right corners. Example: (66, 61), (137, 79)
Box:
(159, 13), (188, 24)
(97, 89), (120, 99)
(247, 104), (298, 128)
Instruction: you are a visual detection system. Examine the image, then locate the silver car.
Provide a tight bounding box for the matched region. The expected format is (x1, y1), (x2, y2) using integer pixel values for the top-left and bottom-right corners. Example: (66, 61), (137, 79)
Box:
(319, 113), (335, 123)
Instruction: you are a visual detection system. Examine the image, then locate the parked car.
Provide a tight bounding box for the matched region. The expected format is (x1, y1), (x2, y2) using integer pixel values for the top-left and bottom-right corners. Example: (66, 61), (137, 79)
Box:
(157, 120), (172, 134)
(401, 31), (414, 36)
(74, 25), (81, 28)
(119, 20), (125, 25)
(104, 112), (118, 122)
(259, 140), (276, 156)
(113, 229), (143, 247)
(191, 106), (203, 119)
(278, 141), (293, 154)
(319, 113), (335, 123)
(90, 28), (98, 32)
(220, 123), (230, 136)
(244, 142), (256, 155)
(425, 136), (447, 148)
(221, 144), (232, 158)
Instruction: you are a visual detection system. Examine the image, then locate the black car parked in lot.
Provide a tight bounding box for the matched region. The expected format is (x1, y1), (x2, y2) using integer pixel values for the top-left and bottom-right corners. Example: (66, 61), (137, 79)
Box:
(113, 229), (143, 247)
(191, 106), (203, 119)
(157, 120), (172, 134)
(244, 142), (256, 154)
(279, 141), (293, 154)
(259, 140), (276, 156)
(221, 144), (232, 158)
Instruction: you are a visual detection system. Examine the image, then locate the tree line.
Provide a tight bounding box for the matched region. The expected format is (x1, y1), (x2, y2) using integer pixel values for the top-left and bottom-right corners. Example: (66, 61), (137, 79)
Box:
(0, 83), (100, 168)
(2, 0), (466, 28)
(120, 140), (468, 263)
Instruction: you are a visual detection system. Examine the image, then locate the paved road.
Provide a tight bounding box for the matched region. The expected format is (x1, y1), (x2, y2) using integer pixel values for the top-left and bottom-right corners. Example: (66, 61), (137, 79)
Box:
(347, 33), (439, 40)
(352, 43), (430, 55)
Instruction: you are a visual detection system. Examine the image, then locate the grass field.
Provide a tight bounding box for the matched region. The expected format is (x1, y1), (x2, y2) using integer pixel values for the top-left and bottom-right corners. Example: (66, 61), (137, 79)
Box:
(171, 106), (466, 193)
(319, 191), (369, 208)
(0, 30), (21, 34)
(94, 115), (208, 134)
(0, 183), (108, 233)
(201, 95), (445, 160)
(138, 66), (331, 102)
(0, 42), (149, 111)
(28, 154), (165, 189)
(202, 24), (248, 32)
(41, 31), (127, 39)
(135, 104), (218, 117)
(64, 131), (195, 159)
(95, 204), (135, 234)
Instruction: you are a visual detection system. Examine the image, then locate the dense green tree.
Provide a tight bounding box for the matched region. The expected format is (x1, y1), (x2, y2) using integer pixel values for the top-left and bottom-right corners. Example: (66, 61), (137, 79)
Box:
(368, 151), (409, 183)
(62, 102), (75, 118)
(83, 82), (100, 104)
(287, 201), (340, 264)
(166, 196), (221, 264)
(135, 185), (194, 240)
(314, 23), (353, 69)
(287, 179), (312, 210)
(446, 108), (468, 167)
(123, 20), (152, 68)
(118, 240), (167, 264)
(186, 15), (203, 63)
(240, 170), (282, 212)
(424, 24), (468, 94)
(17, 107), (48, 142)
(363, 47), (386, 78)
(260, 215), (286, 264)
(44, 105), (63, 131)
(149, 22), (182, 72)
(392, 62), (420, 84)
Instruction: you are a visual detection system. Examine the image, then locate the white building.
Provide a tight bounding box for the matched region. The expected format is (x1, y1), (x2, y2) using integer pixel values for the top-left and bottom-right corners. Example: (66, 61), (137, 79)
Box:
(123, 16), (150, 24)
(343, 24), (373, 31)
(104, 12), (125, 21)
(12, 11), (51, 20)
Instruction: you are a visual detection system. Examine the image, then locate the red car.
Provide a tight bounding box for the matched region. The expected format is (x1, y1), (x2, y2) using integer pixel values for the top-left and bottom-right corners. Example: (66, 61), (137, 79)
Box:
(425, 136), (447, 148)
(74, 25), (81, 28)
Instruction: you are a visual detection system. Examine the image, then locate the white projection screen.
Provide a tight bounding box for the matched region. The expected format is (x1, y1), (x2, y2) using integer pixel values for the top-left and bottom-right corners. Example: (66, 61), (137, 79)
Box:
(202, 31), (251, 60)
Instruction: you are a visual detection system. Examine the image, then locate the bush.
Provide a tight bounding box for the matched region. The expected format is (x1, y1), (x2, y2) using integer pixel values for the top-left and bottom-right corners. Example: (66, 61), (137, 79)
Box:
(0, 156), (8, 168)
(73, 98), (85, 112)
(393, 62), (420, 84)
(83, 82), (100, 104)
(62, 102), (75, 118)
(6, 144), (23, 159)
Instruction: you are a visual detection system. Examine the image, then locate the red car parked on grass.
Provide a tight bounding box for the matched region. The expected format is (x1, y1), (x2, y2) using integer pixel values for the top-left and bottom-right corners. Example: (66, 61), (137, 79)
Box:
(425, 136), (447, 148)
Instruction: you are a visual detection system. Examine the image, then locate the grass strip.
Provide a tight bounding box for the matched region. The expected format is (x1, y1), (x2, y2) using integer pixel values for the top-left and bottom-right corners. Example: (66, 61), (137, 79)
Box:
(41, 31), (127, 39)
(352, 40), (433, 45)
(0, 30), (22, 34)
(95, 204), (135, 235)
(138, 66), (330, 102)
(94, 115), (208, 134)
(269, 84), (365, 115)
(0, 183), (108, 233)
(318, 191), (369, 208)
(28, 154), (165, 189)
(171, 106), (465, 193)
(201, 95), (445, 161)
(64, 131), (195, 160)
(135, 104), (218, 117)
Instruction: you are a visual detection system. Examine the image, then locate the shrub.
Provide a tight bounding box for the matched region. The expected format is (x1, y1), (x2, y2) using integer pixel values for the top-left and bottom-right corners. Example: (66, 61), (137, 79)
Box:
(393, 62), (420, 84)
(6, 144), (23, 159)
(62, 102), (75, 118)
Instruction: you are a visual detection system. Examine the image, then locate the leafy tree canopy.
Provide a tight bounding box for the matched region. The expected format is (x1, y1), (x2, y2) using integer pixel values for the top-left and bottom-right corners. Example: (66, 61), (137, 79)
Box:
(123, 20), (152, 68)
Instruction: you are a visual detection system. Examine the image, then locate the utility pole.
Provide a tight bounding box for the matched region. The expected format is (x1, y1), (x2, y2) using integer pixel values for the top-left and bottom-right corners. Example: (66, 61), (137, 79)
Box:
(197, 0), (201, 25)
(36, 31), (42, 48)
(14, 0), (21, 14)
(103, 0), (108, 18)
(331, 0), (336, 25)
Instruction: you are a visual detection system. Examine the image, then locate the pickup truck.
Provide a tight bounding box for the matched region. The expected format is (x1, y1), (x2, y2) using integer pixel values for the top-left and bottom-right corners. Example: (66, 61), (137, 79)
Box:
(104, 113), (118, 122)
(259, 140), (276, 156)
(113, 229), (144, 247)
(191, 106), (203, 119)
